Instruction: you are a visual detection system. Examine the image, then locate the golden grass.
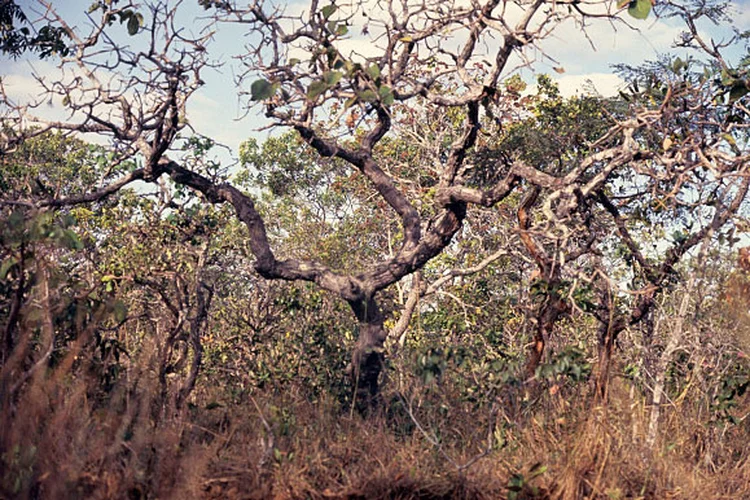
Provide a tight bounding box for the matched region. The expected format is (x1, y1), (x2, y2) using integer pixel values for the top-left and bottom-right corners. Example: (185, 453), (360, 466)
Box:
(2, 345), (748, 499)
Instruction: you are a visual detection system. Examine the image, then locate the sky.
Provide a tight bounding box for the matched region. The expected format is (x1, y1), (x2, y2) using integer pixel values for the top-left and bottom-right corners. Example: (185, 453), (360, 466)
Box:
(2, 0), (749, 156)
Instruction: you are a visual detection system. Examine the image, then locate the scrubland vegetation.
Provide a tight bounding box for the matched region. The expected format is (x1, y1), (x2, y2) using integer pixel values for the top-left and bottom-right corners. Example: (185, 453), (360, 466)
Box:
(2, 0), (750, 498)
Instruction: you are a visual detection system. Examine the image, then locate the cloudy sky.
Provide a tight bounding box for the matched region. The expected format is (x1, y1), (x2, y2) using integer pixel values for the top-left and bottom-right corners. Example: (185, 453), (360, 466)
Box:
(2, 0), (749, 154)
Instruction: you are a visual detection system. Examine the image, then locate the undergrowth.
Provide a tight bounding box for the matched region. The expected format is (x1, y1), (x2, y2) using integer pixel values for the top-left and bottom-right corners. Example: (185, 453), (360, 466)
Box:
(2, 349), (748, 499)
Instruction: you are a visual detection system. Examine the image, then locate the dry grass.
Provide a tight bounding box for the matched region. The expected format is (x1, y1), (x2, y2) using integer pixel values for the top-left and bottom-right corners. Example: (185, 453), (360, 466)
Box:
(1, 344), (748, 499)
(192, 376), (750, 500)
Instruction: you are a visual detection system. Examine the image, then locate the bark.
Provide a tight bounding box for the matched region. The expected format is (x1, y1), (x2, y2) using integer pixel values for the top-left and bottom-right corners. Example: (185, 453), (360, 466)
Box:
(349, 295), (387, 412)
(593, 178), (750, 402)
(524, 291), (568, 379)
(177, 282), (211, 410)
(2, 246), (25, 364)
(595, 320), (618, 401)
(646, 275), (694, 447)
(517, 186), (569, 379)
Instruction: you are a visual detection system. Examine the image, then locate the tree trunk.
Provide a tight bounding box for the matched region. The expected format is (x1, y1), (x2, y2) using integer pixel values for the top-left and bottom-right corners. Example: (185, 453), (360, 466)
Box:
(177, 282), (211, 410)
(2, 247), (25, 365)
(525, 325), (545, 381)
(349, 295), (387, 413)
(646, 284), (692, 447)
(524, 291), (567, 380)
(595, 320), (618, 402)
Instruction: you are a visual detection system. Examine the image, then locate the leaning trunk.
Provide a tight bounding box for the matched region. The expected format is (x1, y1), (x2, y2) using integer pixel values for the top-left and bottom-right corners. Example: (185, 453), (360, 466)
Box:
(349, 295), (387, 412)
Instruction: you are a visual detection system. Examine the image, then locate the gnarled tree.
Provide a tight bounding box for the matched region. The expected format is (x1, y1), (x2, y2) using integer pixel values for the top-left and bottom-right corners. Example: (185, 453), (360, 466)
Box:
(2, 0), (748, 408)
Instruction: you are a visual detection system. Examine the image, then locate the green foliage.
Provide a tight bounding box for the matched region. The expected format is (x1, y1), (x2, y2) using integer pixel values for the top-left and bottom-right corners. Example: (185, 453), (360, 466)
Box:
(87, 1), (144, 36)
(535, 345), (592, 383)
(618, 0), (653, 20)
(4, 0), (750, 497)
(251, 78), (278, 101)
(0, 1), (70, 58)
(506, 463), (548, 500)
(471, 76), (616, 187)
(711, 361), (750, 424)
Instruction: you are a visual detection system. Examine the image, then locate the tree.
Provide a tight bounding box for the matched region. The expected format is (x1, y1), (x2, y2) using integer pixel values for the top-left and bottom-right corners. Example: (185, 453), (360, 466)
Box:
(0, 0), (70, 59)
(1, 0), (748, 409)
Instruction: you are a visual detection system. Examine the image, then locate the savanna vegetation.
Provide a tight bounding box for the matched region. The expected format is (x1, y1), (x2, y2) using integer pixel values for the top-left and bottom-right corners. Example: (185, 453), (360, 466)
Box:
(1, 0), (749, 498)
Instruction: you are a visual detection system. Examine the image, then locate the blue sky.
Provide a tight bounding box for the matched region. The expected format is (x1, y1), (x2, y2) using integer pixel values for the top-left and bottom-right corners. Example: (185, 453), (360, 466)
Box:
(3, 0), (749, 155)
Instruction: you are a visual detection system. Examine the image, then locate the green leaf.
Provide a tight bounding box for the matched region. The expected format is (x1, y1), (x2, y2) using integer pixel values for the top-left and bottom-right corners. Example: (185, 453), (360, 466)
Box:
(729, 81), (749, 103)
(357, 89), (378, 102)
(528, 463), (548, 479)
(60, 229), (83, 250)
(0, 257), (19, 280)
(721, 132), (738, 149)
(366, 64), (381, 80)
(335, 24), (348, 36)
(321, 4), (337, 20)
(307, 80), (328, 100)
(323, 70), (343, 86)
(127, 14), (139, 35)
(288, 58), (300, 66)
(251, 79), (277, 101)
(378, 85), (394, 105)
(721, 69), (736, 86)
(672, 57), (686, 73)
(628, 0), (651, 20)
(113, 300), (128, 323)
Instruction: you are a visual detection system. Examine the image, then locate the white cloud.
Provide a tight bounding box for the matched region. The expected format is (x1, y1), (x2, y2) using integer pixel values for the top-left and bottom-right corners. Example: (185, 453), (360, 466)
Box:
(2, 60), (58, 103)
(186, 90), (259, 151)
(537, 14), (686, 75)
(555, 73), (625, 97)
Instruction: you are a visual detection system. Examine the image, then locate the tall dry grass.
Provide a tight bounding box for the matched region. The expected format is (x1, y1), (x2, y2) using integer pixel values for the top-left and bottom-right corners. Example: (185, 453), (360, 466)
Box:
(2, 348), (749, 499)
(0, 331), (216, 499)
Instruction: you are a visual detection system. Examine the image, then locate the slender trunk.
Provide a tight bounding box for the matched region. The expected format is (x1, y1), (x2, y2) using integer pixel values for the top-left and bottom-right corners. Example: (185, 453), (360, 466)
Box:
(525, 324), (545, 381)
(177, 283), (210, 410)
(594, 281), (622, 403)
(2, 246), (25, 364)
(349, 295), (387, 413)
(595, 320), (618, 402)
(646, 283), (692, 447)
(524, 291), (567, 380)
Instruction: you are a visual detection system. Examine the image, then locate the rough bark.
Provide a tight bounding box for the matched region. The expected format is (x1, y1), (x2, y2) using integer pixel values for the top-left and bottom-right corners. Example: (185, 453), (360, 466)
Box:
(177, 281), (211, 410)
(595, 320), (619, 401)
(646, 273), (695, 446)
(349, 296), (387, 411)
(517, 186), (569, 379)
(1, 245), (25, 364)
(525, 291), (568, 380)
